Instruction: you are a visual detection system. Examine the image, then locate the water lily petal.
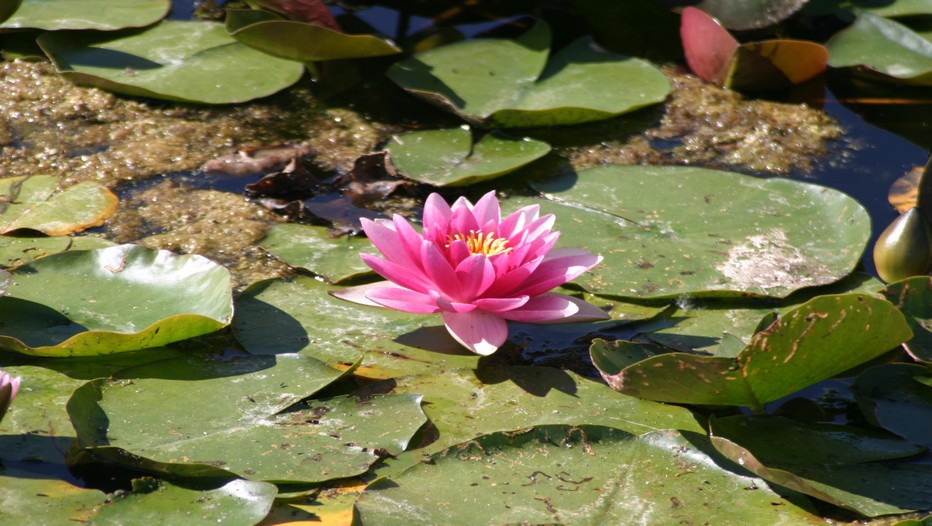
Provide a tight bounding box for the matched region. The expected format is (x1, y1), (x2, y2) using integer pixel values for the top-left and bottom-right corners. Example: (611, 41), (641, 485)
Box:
(442, 310), (508, 355)
(447, 239), (472, 267)
(329, 281), (438, 313)
(431, 290), (479, 313)
(471, 190), (501, 230)
(456, 254), (496, 299)
(520, 253), (604, 297)
(421, 240), (462, 300)
(484, 254), (546, 296)
(450, 202), (480, 236)
(499, 293), (609, 323)
(393, 214), (426, 266)
(360, 253), (433, 293)
(361, 217), (417, 268)
(366, 285), (441, 314)
(499, 205), (539, 239)
(423, 193), (452, 237)
(472, 295), (530, 312)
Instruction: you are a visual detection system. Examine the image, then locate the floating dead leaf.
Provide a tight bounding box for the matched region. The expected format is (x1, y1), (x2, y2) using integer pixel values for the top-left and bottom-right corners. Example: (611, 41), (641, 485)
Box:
(202, 142), (316, 176)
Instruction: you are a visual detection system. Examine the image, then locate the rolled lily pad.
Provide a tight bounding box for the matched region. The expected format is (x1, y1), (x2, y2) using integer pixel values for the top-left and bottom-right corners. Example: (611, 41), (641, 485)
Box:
(0, 175), (118, 236)
(226, 9), (399, 62)
(260, 223), (375, 283)
(387, 21), (670, 127)
(37, 20), (305, 104)
(827, 13), (932, 86)
(68, 353), (427, 484)
(386, 127), (551, 187)
(591, 294), (912, 411)
(0, 244), (233, 357)
(529, 165), (870, 298)
(852, 364), (932, 448)
(711, 415), (932, 516)
(91, 479), (277, 526)
(879, 276), (932, 362)
(681, 7), (828, 90)
(356, 426), (823, 525)
(0, 0), (169, 30)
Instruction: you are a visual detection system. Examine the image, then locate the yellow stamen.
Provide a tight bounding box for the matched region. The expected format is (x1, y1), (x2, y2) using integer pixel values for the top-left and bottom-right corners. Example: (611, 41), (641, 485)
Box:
(449, 230), (511, 256)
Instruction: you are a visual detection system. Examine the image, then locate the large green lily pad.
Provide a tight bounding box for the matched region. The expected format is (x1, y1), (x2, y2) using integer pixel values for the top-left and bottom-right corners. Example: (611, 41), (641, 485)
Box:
(259, 223), (375, 283)
(387, 21), (670, 127)
(386, 128), (551, 186)
(365, 366), (704, 476)
(0, 176), (118, 236)
(37, 20), (305, 104)
(711, 415), (932, 516)
(0, 0), (169, 30)
(356, 426), (822, 525)
(226, 8), (400, 62)
(827, 13), (932, 86)
(0, 244), (233, 357)
(695, 0), (809, 29)
(91, 479), (277, 526)
(68, 353), (427, 483)
(528, 165), (871, 298)
(879, 276), (932, 362)
(591, 294), (912, 411)
(0, 474), (104, 524)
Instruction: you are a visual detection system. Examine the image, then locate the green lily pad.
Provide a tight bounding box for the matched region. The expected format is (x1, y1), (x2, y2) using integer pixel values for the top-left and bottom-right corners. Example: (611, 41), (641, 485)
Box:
(91, 479), (277, 526)
(0, 0), (21, 24)
(232, 276), (482, 379)
(852, 364), (932, 449)
(37, 20), (305, 104)
(806, 0), (932, 18)
(0, 0), (169, 30)
(591, 293), (912, 411)
(365, 366), (704, 476)
(0, 234), (114, 268)
(386, 128), (551, 187)
(387, 21), (670, 127)
(528, 165), (871, 298)
(226, 8), (400, 62)
(711, 415), (932, 516)
(0, 474), (104, 524)
(879, 276), (932, 362)
(0, 244), (233, 357)
(356, 426), (822, 525)
(827, 13), (932, 86)
(259, 223), (375, 283)
(0, 175), (118, 236)
(68, 353), (427, 483)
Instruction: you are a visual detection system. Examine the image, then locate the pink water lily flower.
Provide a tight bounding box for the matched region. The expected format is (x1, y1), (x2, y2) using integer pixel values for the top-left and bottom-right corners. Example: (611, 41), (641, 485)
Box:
(0, 370), (20, 423)
(332, 191), (608, 355)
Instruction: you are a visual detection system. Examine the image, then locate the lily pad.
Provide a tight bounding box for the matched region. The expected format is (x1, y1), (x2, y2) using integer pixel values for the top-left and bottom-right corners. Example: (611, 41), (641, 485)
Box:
(356, 426), (822, 525)
(0, 474), (104, 524)
(0, 0), (21, 24)
(879, 276), (932, 362)
(0, 0), (169, 30)
(827, 13), (932, 86)
(711, 415), (932, 516)
(386, 127), (551, 186)
(364, 366), (704, 476)
(0, 175), (118, 235)
(0, 244), (233, 357)
(387, 21), (670, 127)
(591, 293), (912, 411)
(259, 223), (375, 283)
(226, 8), (400, 62)
(68, 353), (427, 483)
(852, 364), (932, 448)
(37, 20), (305, 104)
(0, 235), (114, 268)
(91, 479), (277, 526)
(529, 165), (870, 298)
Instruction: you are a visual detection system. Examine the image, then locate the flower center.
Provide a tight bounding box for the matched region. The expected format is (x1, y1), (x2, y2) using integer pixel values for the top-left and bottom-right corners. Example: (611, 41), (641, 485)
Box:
(449, 230), (511, 256)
